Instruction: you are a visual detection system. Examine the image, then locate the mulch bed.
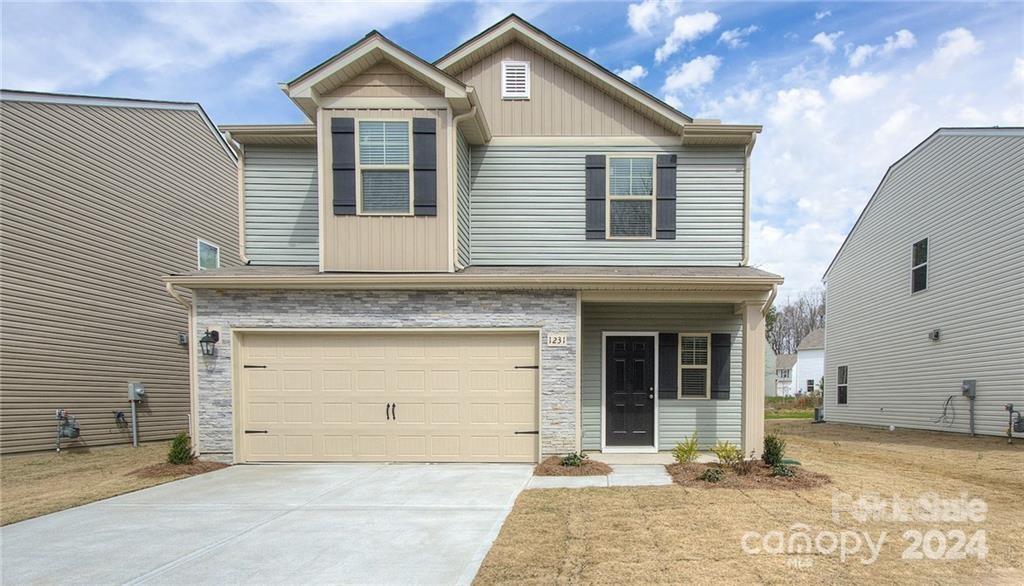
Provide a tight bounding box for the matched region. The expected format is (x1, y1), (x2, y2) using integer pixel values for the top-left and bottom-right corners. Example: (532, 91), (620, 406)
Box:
(130, 460), (228, 479)
(534, 456), (613, 476)
(666, 461), (830, 489)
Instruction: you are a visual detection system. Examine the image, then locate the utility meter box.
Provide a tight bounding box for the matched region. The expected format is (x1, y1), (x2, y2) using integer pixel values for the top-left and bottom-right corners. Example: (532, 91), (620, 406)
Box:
(961, 379), (976, 398)
(128, 382), (146, 401)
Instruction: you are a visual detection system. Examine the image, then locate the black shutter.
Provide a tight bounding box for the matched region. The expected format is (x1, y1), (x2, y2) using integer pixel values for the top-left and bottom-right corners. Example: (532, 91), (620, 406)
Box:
(659, 333), (678, 400)
(710, 333), (731, 400)
(331, 118), (356, 215)
(413, 118), (437, 216)
(656, 154), (677, 239)
(585, 155), (606, 239)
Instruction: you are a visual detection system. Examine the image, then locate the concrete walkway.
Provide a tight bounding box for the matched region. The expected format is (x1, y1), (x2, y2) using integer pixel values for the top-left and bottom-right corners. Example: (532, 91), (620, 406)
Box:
(0, 463), (532, 585)
(527, 464), (672, 488)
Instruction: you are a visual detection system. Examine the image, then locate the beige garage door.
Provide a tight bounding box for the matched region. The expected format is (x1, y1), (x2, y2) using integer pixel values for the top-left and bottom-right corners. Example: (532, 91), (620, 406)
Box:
(237, 331), (539, 463)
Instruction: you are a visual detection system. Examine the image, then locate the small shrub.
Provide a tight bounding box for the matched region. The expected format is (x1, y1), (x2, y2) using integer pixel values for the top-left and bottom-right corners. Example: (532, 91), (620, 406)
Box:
(771, 463), (795, 478)
(734, 451), (758, 475)
(699, 467), (725, 483)
(672, 434), (699, 464)
(763, 433), (786, 467)
(560, 451), (588, 467)
(711, 441), (743, 467)
(168, 431), (195, 465)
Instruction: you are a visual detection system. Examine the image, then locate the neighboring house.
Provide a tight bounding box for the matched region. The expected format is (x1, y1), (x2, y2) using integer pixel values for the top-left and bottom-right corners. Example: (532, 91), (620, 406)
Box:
(765, 347), (777, 398)
(824, 127), (1023, 437)
(775, 354), (796, 397)
(164, 15), (782, 464)
(0, 90), (239, 453)
(793, 328), (824, 395)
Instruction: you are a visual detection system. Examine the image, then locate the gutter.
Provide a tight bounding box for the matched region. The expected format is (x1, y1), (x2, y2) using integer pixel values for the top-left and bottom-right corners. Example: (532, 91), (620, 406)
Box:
(450, 104), (478, 270)
(742, 130), (758, 266)
(223, 131), (251, 265)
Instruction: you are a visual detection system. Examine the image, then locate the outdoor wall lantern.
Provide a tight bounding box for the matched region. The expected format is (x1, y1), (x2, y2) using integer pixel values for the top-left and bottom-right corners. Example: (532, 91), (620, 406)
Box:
(199, 329), (220, 356)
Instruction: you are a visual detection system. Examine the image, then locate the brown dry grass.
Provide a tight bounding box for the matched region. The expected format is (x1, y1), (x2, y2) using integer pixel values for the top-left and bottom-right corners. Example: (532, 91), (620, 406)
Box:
(535, 456), (613, 476)
(666, 461), (830, 490)
(1, 442), (227, 526)
(476, 420), (1024, 585)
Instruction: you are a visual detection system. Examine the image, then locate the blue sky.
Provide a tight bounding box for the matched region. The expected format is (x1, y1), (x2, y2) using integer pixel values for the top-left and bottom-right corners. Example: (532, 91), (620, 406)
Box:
(3, 1), (1022, 298)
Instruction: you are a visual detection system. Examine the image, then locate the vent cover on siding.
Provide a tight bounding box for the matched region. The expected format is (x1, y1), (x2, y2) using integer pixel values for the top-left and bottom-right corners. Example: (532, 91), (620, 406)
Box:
(501, 61), (530, 99)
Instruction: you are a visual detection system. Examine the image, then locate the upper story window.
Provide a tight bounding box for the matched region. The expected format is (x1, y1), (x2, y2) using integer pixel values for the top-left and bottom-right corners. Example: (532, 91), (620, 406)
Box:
(911, 238), (928, 293)
(777, 368), (791, 380)
(607, 156), (655, 239)
(501, 61), (530, 100)
(679, 333), (711, 399)
(358, 120), (412, 215)
(197, 239), (219, 270)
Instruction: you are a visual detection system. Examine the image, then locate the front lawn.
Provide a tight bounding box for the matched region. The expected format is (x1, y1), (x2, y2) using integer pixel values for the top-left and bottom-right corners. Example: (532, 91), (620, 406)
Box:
(765, 395), (816, 419)
(475, 420), (1024, 584)
(1, 441), (226, 526)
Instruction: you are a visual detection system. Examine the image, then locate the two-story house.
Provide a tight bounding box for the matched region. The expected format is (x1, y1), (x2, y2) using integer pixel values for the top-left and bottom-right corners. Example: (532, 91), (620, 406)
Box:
(165, 15), (782, 464)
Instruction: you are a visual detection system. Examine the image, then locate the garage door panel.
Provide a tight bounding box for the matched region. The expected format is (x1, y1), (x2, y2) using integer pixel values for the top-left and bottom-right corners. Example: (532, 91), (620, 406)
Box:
(239, 332), (538, 463)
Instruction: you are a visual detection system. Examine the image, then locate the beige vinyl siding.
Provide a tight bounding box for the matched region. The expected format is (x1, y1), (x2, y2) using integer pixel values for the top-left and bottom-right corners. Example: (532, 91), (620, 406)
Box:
(824, 131), (1024, 437)
(456, 130), (472, 267)
(0, 99), (238, 453)
(327, 62), (442, 99)
(243, 145), (318, 265)
(456, 41), (676, 137)
(471, 144), (745, 265)
(581, 303), (743, 451)
(320, 108), (450, 272)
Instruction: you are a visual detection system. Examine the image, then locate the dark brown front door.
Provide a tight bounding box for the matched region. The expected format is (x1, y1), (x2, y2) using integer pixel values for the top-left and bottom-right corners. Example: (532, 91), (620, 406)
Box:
(605, 336), (655, 447)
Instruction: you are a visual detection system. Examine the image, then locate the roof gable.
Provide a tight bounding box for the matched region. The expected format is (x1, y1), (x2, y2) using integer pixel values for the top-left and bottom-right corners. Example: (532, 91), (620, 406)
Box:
(797, 328), (824, 351)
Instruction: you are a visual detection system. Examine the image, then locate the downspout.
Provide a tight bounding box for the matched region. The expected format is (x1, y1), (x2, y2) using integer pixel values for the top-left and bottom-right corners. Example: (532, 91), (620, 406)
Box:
(223, 131), (250, 265)
(450, 103), (478, 271)
(762, 283), (778, 315)
(166, 283), (200, 453)
(741, 131), (757, 266)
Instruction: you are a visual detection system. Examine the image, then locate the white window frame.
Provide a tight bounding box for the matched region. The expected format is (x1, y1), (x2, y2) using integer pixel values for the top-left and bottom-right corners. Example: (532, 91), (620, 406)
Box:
(837, 365), (848, 405)
(500, 60), (530, 100)
(910, 237), (928, 294)
(355, 119), (414, 216)
(678, 332), (711, 400)
(606, 154), (656, 240)
(196, 238), (220, 271)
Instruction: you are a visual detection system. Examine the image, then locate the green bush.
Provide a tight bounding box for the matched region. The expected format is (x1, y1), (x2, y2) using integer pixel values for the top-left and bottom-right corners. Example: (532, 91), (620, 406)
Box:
(771, 463), (795, 478)
(672, 434), (699, 464)
(699, 467), (724, 483)
(560, 451), (588, 467)
(762, 433), (786, 467)
(168, 431), (195, 465)
(711, 441), (743, 467)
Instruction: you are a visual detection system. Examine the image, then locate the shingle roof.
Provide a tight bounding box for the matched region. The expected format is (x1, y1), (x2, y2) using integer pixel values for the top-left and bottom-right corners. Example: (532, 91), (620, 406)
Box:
(776, 354), (797, 370)
(797, 328), (825, 351)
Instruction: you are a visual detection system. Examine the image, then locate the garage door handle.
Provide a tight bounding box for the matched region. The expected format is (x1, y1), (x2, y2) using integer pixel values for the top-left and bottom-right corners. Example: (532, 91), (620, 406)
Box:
(391, 403), (397, 421)
(244, 430), (268, 434)
(386, 403), (391, 421)
(514, 430), (539, 435)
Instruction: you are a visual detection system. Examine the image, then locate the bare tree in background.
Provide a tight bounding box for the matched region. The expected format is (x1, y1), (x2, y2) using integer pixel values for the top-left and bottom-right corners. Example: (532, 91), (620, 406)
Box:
(767, 288), (826, 354)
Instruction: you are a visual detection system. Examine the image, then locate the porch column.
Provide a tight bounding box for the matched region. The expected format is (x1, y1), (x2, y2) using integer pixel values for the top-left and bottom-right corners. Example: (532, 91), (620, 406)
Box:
(742, 302), (766, 457)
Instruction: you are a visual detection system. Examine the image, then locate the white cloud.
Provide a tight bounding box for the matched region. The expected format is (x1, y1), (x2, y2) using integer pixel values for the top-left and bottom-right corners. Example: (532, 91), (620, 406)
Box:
(662, 54), (721, 93)
(829, 73), (888, 102)
(919, 27), (983, 74)
(663, 93), (684, 110)
(615, 64), (648, 84)
(627, 0), (680, 36)
(848, 29), (916, 67)
(718, 25), (759, 49)
(655, 11), (720, 62)
(1014, 57), (1024, 84)
(811, 31), (843, 53)
(815, 10), (831, 21)
(874, 105), (918, 142)
(768, 87), (826, 125)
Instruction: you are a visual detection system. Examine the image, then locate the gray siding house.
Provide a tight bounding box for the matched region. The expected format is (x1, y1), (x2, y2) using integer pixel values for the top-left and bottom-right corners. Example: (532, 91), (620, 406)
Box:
(823, 127), (1023, 438)
(165, 16), (781, 464)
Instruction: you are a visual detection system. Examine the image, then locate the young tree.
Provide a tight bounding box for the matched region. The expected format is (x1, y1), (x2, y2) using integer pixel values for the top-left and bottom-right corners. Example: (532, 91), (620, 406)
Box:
(767, 288), (826, 354)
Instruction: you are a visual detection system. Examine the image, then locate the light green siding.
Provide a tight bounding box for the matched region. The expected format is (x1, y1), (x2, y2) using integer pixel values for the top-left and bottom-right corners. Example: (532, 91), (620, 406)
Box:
(581, 303), (744, 451)
(456, 131), (472, 267)
(471, 144), (745, 265)
(243, 145), (318, 265)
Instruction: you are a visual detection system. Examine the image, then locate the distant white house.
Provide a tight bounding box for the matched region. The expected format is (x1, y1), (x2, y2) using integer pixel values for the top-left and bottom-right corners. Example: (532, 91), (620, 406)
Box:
(775, 354), (796, 397)
(793, 328), (824, 395)
(823, 127), (1023, 438)
(765, 347), (778, 398)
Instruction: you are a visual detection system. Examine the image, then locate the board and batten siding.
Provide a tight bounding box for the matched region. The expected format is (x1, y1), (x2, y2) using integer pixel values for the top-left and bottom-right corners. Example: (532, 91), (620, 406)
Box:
(471, 144), (745, 265)
(0, 98), (239, 453)
(581, 303), (744, 451)
(243, 145), (319, 265)
(456, 130), (472, 267)
(824, 131), (1024, 437)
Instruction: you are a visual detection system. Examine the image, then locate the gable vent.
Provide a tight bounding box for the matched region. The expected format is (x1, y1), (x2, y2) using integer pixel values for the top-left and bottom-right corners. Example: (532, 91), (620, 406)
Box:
(501, 61), (530, 100)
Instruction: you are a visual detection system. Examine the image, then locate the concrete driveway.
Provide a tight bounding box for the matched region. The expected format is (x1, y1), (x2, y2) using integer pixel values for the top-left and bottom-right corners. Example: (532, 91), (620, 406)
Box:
(0, 463), (533, 585)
